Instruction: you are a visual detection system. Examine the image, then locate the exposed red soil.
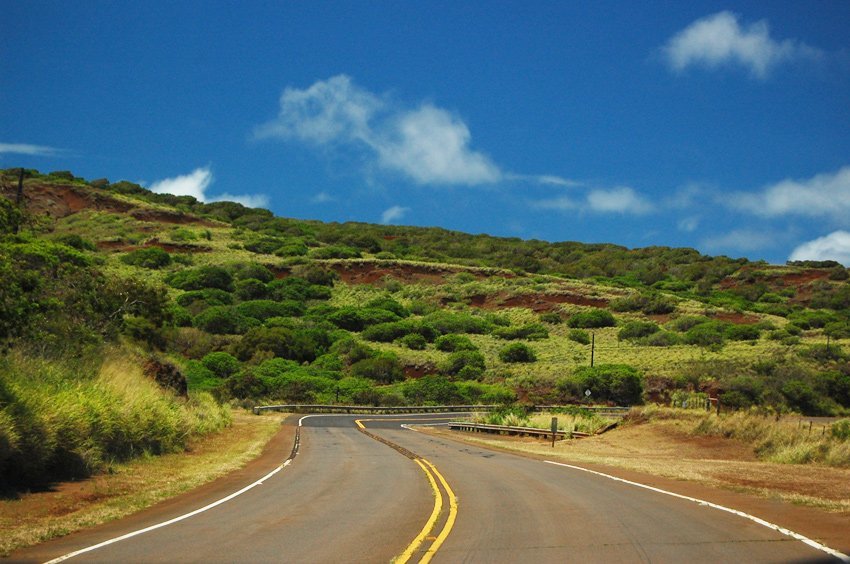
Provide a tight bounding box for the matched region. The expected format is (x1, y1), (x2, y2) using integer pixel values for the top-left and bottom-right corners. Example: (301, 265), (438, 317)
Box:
(479, 292), (609, 312)
(402, 362), (437, 379)
(709, 311), (761, 325)
(2, 180), (220, 227)
(329, 261), (510, 285)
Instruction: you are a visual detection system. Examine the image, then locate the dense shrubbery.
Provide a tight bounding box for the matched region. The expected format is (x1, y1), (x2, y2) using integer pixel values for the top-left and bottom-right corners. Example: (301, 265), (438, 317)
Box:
(559, 364), (644, 406)
(568, 309), (617, 328)
(499, 343), (537, 363)
(120, 247), (172, 269)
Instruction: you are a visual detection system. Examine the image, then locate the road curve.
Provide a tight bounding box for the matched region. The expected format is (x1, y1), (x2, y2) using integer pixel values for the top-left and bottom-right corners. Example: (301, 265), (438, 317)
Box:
(9, 413), (848, 563)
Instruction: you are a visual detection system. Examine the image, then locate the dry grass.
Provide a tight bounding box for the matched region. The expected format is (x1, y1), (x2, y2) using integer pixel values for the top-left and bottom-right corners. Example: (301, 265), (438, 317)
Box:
(0, 410), (286, 557)
(423, 409), (850, 513)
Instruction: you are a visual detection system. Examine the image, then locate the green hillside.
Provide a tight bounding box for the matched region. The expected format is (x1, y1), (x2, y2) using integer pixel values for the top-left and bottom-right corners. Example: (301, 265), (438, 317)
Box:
(2, 168), (849, 487)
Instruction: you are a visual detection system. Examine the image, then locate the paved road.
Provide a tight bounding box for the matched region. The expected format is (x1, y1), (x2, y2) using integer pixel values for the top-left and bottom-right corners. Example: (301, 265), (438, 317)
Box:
(10, 413), (847, 563)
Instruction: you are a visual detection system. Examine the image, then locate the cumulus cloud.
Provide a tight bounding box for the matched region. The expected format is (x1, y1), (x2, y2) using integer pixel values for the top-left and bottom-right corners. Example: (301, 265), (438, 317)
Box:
(149, 166), (268, 208)
(381, 205), (410, 225)
(256, 75), (503, 186)
(728, 166), (850, 221)
(677, 216), (700, 233)
(586, 187), (653, 214)
(531, 185), (653, 215)
(663, 11), (821, 78)
(0, 142), (62, 156)
(789, 231), (850, 266)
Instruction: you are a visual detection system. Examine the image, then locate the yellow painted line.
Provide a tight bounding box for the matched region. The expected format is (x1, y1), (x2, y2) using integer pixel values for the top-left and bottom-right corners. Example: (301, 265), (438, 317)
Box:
(354, 419), (365, 429)
(395, 459), (443, 564)
(419, 459), (458, 564)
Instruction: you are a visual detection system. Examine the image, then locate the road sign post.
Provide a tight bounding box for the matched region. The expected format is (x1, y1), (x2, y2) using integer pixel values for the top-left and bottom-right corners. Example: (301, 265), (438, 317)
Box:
(551, 416), (558, 447)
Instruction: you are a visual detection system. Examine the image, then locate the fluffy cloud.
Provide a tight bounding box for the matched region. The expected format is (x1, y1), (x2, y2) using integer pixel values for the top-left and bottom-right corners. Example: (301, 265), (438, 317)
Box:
(256, 75), (501, 186)
(663, 11), (821, 78)
(531, 185), (653, 215)
(586, 187), (653, 214)
(149, 166), (268, 208)
(0, 142), (61, 156)
(789, 231), (850, 266)
(381, 205), (410, 224)
(728, 166), (850, 221)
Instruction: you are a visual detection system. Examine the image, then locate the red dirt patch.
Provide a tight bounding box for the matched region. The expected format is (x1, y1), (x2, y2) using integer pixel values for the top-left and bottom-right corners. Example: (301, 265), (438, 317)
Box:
(481, 292), (609, 312)
(709, 311), (761, 325)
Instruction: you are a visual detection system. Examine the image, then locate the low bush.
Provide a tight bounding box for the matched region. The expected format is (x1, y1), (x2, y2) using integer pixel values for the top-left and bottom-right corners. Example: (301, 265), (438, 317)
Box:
(499, 343), (537, 363)
(494, 323), (549, 341)
(121, 247), (172, 269)
(618, 321), (659, 341)
(568, 329), (591, 345)
(568, 309), (616, 328)
(434, 334), (477, 352)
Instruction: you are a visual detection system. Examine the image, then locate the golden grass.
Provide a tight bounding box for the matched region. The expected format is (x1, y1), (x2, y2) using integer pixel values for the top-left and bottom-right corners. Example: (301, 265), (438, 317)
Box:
(0, 410), (286, 557)
(420, 411), (850, 513)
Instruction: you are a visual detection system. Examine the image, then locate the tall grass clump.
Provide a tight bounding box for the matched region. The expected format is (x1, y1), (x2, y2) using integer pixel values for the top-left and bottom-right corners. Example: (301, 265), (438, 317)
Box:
(691, 411), (850, 467)
(0, 350), (231, 492)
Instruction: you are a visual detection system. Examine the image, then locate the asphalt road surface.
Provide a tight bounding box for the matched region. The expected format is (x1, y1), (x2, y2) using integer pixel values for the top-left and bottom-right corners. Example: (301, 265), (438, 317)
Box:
(11, 413), (848, 563)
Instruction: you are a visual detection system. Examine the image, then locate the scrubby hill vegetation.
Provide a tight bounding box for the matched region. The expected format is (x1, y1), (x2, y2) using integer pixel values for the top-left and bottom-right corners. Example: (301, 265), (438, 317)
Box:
(2, 167), (850, 486)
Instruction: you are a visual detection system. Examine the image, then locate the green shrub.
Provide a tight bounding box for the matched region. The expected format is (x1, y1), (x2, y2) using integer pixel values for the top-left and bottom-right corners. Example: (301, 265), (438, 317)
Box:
(235, 299), (305, 321)
(568, 329), (591, 345)
(610, 293), (676, 315)
(364, 296), (410, 318)
(494, 323), (549, 340)
(310, 245), (361, 259)
(423, 311), (491, 335)
(176, 288), (233, 308)
(167, 266), (233, 291)
(568, 309), (616, 328)
(499, 343), (537, 363)
(831, 419), (850, 441)
(683, 321), (727, 348)
(539, 312), (562, 324)
(401, 375), (464, 405)
(434, 334), (477, 352)
(441, 350), (486, 377)
(725, 324), (762, 341)
(618, 321), (659, 341)
(571, 364), (644, 405)
(231, 326), (331, 363)
(267, 277), (331, 301)
(397, 333), (428, 350)
(121, 247), (172, 269)
(200, 352), (241, 378)
(193, 306), (255, 335)
(362, 320), (437, 343)
(227, 262), (274, 283)
(667, 316), (710, 332)
(640, 331), (680, 347)
(234, 278), (269, 300)
(349, 354), (404, 384)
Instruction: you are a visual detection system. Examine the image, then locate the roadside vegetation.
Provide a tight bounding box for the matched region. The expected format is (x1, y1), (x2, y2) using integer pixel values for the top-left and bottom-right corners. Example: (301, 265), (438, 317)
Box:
(2, 168), (850, 492)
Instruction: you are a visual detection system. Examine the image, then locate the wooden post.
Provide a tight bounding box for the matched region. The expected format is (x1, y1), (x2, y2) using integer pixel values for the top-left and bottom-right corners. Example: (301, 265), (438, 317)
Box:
(551, 417), (558, 448)
(590, 333), (595, 368)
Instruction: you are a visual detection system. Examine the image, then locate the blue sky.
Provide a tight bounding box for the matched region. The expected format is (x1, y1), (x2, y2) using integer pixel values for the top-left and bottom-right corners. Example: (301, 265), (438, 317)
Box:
(2, 1), (850, 265)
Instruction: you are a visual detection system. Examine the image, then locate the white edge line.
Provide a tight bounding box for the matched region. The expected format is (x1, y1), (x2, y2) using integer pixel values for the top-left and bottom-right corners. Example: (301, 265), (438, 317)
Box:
(544, 460), (850, 562)
(45, 423), (303, 564)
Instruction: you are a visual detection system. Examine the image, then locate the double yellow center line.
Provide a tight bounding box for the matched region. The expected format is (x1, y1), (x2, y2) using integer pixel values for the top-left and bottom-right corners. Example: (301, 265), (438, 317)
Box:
(354, 419), (457, 563)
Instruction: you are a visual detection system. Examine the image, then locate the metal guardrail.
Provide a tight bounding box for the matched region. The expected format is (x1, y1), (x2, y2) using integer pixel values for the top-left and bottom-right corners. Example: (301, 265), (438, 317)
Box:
(447, 422), (589, 440)
(252, 404), (499, 415)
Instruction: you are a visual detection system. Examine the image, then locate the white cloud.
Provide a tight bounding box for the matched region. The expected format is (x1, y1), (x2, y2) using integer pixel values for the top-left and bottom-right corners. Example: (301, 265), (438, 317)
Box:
(702, 229), (777, 253)
(677, 216), (700, 232)
(311, 192), (335, 204)
(0, 142), (62, 156)
(728, 166), (850, 221)
(256, 75), (502, 186)
(586, 186), (653, 214)
(381, 205), (410, 224)
(663, 11), (821, 78)
(789, 231), (850, 266)
(149, 166), (269, 208)
(150, 167), (213, 201)
(531, 185), (653, 215)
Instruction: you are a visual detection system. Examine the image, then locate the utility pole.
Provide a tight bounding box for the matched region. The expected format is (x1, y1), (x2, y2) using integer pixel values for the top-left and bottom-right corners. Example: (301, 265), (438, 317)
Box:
(590, 332), (595, 367)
